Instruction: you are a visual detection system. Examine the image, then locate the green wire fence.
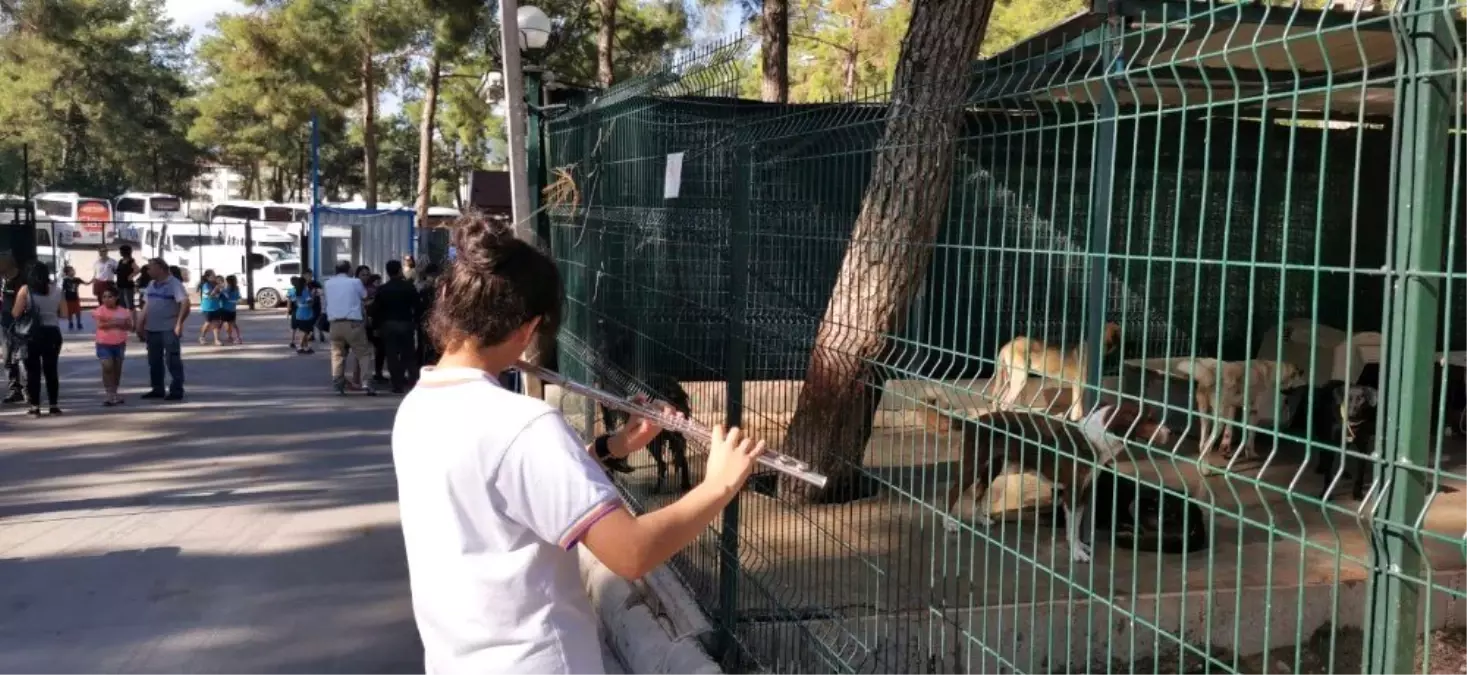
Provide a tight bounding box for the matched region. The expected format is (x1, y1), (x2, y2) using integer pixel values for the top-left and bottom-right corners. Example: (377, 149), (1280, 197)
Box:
(545, 1), (1467, 672)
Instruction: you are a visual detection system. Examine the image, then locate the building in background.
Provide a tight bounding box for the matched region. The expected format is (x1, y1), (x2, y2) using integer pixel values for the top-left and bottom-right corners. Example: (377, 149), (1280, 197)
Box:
(190, 164), (245, 205)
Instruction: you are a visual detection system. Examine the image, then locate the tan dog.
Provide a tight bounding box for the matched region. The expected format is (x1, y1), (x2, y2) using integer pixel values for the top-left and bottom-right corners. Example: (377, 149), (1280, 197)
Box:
(990, 322), (1123, 421)
(922, 400), (1172, 563)
(1165, 358), (1309, 472)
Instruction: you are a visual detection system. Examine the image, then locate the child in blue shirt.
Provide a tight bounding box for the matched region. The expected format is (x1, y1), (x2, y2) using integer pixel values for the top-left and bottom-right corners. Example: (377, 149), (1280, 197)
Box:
(220, 275), (243, 344)
(286, 276), (317, 354)
(197, 270), (224, 346)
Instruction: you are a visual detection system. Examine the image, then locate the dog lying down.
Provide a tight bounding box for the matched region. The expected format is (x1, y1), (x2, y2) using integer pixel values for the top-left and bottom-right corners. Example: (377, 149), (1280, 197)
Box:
(1063, 471), (1210, 555)
(924, 399), (1174, 563)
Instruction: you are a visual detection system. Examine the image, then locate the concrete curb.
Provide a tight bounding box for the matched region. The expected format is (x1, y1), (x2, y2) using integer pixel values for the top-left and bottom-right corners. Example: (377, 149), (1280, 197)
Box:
(579, 547), (723, 674)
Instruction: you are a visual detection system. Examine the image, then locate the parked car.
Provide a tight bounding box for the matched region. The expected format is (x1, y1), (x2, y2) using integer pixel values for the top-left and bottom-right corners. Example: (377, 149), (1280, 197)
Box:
(247, 258), (305, 309)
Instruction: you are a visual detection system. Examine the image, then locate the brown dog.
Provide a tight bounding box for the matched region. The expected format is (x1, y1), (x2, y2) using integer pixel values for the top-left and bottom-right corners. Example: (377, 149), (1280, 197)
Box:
(990, 322), (1123, 421)
(1162, 358), (1309, 473)
(924, 400), (1171, 563)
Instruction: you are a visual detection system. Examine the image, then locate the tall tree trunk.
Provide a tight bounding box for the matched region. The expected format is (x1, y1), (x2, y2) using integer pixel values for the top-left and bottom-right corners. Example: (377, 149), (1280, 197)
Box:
(416, 54), (442, 225)
(843, 47), (858, 99)
(361, 30), (379, 209)
(780, 0), (995, 504)
(271, 164), (285, 202)
(596, 0), (616, 87)
(760, 0), (789, 102)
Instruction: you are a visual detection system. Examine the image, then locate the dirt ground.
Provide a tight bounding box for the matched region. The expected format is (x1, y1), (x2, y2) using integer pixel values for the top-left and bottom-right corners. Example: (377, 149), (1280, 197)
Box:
(552, 377), (1467, 672)
(1129, 624), (1467, 674)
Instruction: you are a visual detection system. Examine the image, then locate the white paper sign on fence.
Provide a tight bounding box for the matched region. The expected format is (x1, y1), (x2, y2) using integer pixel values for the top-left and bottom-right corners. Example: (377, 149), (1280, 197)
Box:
(664, 152), (684, 199)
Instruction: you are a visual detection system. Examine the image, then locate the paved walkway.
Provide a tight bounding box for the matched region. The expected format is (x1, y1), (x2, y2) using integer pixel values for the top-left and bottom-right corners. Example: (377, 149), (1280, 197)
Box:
(0, 310), (418, 672)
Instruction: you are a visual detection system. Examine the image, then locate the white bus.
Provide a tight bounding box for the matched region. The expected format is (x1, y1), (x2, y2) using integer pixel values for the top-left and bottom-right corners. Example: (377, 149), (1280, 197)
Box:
(114, 192), (190, 223)
(113, 192), (218, 272)
(31, 192), (114, 246)
(207, 200), (299, 258)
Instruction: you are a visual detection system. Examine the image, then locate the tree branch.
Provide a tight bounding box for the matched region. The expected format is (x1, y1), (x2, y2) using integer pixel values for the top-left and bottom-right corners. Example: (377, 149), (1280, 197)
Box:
(791, 31), (853, 54)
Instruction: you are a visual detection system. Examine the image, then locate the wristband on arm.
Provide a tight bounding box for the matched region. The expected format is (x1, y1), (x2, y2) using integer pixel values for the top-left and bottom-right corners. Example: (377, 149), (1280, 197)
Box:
(593, 434), (614, 463)
(594, 434), (635, 475)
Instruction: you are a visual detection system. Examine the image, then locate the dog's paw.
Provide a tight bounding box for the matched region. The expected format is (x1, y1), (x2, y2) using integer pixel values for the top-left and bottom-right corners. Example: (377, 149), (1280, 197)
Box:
(943, 516), (963, 534)
(1071, 542), (1093, 564)
(974, 513), (995, 529)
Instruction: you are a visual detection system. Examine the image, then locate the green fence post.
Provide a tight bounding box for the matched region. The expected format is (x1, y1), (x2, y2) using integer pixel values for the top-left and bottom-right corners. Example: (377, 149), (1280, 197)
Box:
(1366, 0), (1452, 671)
(1083, 6), (1120, 411)
(717, 144), (751, 663)
(580, 116), (601, 439)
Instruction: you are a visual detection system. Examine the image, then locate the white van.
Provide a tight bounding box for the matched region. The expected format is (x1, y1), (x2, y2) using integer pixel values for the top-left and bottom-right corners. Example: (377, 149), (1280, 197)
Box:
(32, 192), (115, 246)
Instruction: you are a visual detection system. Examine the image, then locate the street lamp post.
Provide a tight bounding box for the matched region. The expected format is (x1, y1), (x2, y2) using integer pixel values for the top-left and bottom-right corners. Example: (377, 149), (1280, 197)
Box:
(497, 1), (550, 245)
(498, 3), (554, 396)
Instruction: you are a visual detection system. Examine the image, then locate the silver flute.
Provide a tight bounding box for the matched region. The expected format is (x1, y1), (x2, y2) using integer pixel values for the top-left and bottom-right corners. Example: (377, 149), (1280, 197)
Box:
(516, 361), (829, 488)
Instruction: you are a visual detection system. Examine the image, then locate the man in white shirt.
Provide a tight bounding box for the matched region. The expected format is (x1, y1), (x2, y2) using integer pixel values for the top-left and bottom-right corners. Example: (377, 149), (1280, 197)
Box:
(92, 246), (117, 300)
(321, 260), (376, 396)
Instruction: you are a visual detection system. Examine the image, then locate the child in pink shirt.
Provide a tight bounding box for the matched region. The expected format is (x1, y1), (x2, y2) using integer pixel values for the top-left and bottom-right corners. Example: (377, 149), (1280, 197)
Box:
(92, 286), (134, 406)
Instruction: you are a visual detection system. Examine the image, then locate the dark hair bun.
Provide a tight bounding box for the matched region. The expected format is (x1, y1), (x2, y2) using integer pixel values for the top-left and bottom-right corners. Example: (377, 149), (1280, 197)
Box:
(450, 214), (519, 274)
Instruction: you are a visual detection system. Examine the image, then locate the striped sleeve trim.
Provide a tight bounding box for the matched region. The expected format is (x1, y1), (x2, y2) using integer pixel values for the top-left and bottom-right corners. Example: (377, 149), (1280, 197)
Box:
(559, 499), (621, 550)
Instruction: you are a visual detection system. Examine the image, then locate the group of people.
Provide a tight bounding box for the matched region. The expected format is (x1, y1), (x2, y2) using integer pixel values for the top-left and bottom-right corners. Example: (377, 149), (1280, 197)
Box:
(1, 248), (190, 415)
(283, 255), (439, 396)
(195, 270), (244, 346)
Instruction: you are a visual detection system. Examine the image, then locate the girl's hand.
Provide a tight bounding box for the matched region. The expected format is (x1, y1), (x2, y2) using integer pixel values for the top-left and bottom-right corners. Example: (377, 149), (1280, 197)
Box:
(610, 395), (677, 456)
(704, 425), (766, 493)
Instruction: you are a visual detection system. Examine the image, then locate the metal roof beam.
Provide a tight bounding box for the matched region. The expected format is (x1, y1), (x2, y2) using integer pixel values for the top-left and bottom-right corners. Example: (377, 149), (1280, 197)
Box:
(1112, 0), (1394, 31)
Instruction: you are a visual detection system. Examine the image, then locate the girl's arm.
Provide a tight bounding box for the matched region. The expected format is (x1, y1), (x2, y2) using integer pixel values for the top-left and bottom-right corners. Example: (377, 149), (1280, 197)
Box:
(582, 426), (765, 580)
(11, 287), (27, 319)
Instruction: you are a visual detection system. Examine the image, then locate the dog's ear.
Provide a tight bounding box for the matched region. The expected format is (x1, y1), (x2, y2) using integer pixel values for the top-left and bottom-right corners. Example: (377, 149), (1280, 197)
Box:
(1096, 403), (1131, 431)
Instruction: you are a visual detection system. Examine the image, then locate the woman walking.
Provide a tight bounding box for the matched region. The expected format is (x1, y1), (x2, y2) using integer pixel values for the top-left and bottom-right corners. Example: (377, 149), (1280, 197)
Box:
(93, 285), (133, 405)
(11, 262), (68, 416)
(197, 270), (223, 346)
(220, 275), (243, 344)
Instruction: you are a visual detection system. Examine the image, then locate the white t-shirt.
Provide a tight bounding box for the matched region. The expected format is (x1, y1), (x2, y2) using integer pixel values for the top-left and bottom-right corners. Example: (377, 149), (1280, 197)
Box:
(93, 258), (116, 282)
(392, 366), (622, 674)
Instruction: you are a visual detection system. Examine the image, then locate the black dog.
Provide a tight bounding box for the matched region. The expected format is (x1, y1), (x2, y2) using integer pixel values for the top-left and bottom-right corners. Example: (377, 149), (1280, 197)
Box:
(1313, 380), (1378, 501)
(1064, 470), (1210, 555)
(641, 374), (693, 494)
(593, 384), (636, 476)
(598, 374), (694, 493)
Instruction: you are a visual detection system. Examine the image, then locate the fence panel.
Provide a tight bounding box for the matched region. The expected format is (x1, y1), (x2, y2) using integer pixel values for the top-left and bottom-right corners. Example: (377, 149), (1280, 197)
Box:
(546, 4), (1467, 672)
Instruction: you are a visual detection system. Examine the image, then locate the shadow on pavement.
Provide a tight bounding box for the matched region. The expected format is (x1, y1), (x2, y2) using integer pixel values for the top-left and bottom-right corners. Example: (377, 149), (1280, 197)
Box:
(0, 526), (422, 673)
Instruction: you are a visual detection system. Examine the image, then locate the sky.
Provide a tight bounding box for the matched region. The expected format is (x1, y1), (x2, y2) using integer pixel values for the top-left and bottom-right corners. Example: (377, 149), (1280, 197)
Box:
(163, 0), (737, 115)
(165, 0), (246, 39)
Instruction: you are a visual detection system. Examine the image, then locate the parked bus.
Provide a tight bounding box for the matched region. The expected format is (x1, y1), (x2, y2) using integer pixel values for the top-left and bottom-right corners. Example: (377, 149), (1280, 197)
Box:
(207, 200), (299, 258)
(31, 192), (114, 246)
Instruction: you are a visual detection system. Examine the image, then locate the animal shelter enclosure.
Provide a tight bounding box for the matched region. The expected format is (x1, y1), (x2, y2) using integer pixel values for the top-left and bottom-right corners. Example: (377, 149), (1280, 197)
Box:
(541, 2), (1467, 672)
